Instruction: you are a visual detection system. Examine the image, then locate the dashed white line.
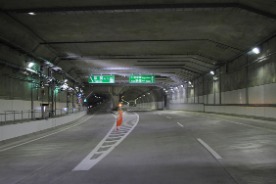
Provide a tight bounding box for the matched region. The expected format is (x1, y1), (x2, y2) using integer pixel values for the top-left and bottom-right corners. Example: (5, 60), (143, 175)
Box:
(197, 138), (222, 160)
(177, 122), (184, 128)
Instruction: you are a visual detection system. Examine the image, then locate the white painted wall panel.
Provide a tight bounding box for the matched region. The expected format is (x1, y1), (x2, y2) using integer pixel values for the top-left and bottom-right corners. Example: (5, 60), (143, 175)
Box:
(188, 97), (194, 103)
(248, 85), (265, 104)
(205, 105), (276, 119)
(198, 96), (204, 103)
(168, 103), (204, 112)
(222, 89), (246, 104)
(208, 94), (214, 104)
(0, 111), (86, 141)
(264, 83), (276, 104)
(204, 95), (208, 104)
(0, 99), (31, 113)
(215, 93), (220, 104)
(0, 99), (68, 113)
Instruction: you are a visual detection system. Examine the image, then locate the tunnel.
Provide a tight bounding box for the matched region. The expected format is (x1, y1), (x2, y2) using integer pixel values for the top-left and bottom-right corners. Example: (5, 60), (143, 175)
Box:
(0, 1), (276, 184)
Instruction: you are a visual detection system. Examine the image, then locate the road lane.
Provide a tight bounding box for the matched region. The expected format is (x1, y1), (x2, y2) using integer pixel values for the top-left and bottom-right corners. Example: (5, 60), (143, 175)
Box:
(158, 110), (276, 184)
(0, 112), (115, 184)
(54, 112), (237, 184)
(1, 110), (275, 184)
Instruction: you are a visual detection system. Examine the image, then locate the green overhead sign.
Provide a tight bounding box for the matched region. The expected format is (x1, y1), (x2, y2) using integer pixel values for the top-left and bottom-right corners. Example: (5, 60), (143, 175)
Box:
(88, 75), (115, 84)
(129, 75), (155, 84)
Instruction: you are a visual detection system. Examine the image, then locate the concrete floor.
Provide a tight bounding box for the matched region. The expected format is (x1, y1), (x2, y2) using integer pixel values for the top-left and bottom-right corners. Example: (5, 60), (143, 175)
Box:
(0, 110), (276, 184)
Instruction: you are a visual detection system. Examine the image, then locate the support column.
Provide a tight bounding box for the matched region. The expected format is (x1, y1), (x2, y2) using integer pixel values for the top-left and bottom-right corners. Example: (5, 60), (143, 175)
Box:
(245, 56), (249, 105)
(31, 83), (34, 120)
(219, 70), (222, 105)
(112, 95), (120, 109)
(194, 80), (196, 104)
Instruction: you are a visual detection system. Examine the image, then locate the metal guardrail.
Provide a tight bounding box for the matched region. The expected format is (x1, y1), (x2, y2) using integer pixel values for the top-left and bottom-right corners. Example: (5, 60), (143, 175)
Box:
(0, 108), (85, 125)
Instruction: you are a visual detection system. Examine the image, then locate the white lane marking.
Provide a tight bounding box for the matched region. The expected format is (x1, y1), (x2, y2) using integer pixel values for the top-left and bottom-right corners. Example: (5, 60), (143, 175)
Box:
(197, 138), (222, 160)
(177, 122), (184, 128)
(0, 115), (94, 153)
(73, 113), (139, 171)
(166, 116), (172, 119)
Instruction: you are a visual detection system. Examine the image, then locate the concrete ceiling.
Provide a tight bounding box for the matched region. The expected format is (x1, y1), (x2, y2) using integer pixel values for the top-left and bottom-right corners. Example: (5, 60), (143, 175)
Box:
(0, 0), (276, 92)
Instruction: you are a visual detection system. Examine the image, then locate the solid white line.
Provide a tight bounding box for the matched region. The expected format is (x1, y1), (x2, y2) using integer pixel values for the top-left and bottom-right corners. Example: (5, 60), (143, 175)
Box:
(177, 122), (184, 128)
(197, 138), (222, 160)
(0, 115), (94, 153)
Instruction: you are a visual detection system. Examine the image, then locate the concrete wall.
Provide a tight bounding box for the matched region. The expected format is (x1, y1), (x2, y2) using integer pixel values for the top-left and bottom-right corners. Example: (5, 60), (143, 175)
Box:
(205, 105), (276, 119)
(0, 99), (69, 113)
(128, 102), (164, 111)
(0, 45), (82, 115)
(167, 36), (276, 120)
(168, 103), (204, 112)
(0, 111), (86, 142)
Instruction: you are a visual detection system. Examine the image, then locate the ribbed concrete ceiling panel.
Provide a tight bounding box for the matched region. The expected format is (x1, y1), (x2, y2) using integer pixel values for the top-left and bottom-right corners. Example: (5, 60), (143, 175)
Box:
(0, 0), (275, 87)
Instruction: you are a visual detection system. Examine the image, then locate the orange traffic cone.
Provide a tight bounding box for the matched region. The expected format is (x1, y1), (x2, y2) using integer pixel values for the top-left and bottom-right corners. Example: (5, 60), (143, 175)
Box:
(116, 110), (123, 130)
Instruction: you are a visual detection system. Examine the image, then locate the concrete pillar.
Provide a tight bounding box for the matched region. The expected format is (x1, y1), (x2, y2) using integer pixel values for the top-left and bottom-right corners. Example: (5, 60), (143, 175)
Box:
(112, 95), (120, 109)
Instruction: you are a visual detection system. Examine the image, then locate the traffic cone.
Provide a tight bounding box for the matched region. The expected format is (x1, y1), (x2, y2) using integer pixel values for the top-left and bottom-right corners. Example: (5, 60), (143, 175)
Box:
(116, 110), (123, 130)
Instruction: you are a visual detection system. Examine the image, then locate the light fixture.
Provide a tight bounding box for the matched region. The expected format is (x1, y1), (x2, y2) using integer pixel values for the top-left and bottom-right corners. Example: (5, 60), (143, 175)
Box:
(252, 47), (260, 54)
(210, 71), (215, 75)
(180, 85), (184, 88)
(28, 62), (34, 68)
(28, 12), (36, 16)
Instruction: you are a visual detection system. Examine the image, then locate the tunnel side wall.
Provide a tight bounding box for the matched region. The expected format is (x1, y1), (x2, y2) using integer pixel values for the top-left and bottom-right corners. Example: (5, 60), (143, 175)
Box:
(167, 36), (276, 119)
(0, 111), (86, 142)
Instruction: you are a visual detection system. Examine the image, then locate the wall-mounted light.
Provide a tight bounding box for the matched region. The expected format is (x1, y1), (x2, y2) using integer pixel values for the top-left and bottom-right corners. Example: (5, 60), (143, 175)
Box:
(28, 12), (36, 16)
(252, 47), (260, 54)
(28, 62), (34, 68)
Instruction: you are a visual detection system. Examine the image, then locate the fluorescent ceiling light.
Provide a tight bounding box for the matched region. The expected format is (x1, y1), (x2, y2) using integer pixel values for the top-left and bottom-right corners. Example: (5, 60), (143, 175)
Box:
(252, 47), (260, 54)
(28, 12), (36, 16)
(28, 62), (34, 68)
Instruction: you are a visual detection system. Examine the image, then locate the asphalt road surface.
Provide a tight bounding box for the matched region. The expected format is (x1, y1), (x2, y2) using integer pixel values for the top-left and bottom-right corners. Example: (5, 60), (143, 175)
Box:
(0, 109), (276, 184)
